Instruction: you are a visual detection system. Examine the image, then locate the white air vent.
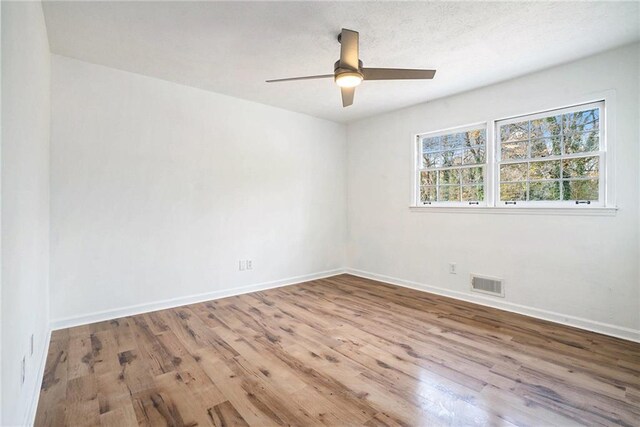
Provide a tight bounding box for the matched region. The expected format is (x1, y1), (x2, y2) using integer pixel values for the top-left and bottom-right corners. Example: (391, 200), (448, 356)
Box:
(470, 274), (504, 297)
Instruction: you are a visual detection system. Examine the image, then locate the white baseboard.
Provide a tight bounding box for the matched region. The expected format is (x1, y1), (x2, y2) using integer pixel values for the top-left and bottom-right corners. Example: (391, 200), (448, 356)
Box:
(24, 327), (52, 427)
(346, 268), (640, 343)
(50, 269), (346, 331)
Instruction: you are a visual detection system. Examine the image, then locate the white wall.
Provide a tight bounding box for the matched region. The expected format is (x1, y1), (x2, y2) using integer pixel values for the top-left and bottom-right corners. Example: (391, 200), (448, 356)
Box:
(347, 44), (640, 340)
(50, 56), (346, 324)
(1, 1), (51, 425)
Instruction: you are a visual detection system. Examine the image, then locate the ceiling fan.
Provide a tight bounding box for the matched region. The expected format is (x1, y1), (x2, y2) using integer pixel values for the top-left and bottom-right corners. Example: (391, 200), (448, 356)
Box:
(266, 29), (436, 108)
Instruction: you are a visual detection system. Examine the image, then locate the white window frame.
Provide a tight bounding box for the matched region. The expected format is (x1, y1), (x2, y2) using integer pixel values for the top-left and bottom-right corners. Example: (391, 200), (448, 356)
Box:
(411, 97), (617, 215)
(414, 123), (488, 207)
(495, 101), (605, 208)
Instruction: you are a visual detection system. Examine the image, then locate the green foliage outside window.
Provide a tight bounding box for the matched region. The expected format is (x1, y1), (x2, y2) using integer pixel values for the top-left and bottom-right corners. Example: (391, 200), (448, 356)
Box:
(498, 107), (600, 202)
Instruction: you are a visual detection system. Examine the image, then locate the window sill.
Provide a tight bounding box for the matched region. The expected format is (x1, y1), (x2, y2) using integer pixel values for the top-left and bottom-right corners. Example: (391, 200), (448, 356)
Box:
(409, 206), (618, 216)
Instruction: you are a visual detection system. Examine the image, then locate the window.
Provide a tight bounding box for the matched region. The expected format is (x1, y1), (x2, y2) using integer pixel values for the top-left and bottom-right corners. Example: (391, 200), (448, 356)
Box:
(417, 124), (487, 206)
(414, 101), (609, 210)
(497, 102), (603, 206)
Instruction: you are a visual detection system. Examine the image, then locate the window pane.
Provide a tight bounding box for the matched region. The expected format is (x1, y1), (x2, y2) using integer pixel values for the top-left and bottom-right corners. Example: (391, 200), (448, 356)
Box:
(564, 131), (599, 154)
(438, 185), (461, 201)
(530, 181), (561, 201)
(500, 182), (527, 201)
(420, 171), (437, 186)
(562, 156), (599, 179)
(453, 150), (464, 166)
(439, 150), (463, 167)
(433, 152), (448, 167)
(501, 141), (528, 160)
(423, 153), (438, 168)
(422, 136), (443, 153)
(529, 160), (560, 180)
(563, 108), (599, 134)
(461, 185), (484, 201)
(439, 169), (460, 185)
(445, 133), (466, 150)
(462, 146), (485, 165)
(420, 186), (437, 202)
(461, 166), (484, 184)
(500, 163), (527, 182)
(466, 129), (486, 147)
(562, 179), (599, 201)
(530, 116), (561, 139)
(500, 121), (528, 143)
(530, 137), (561, 158)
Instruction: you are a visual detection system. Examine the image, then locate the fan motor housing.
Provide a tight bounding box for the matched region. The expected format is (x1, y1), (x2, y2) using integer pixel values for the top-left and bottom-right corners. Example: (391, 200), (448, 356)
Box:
(334, 60), (363, 76)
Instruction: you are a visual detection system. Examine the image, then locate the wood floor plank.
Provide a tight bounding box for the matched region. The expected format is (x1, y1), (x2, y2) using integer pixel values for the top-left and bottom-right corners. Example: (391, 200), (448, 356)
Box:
(197, 355), (312, 426)
(152, 370), (216, 427)
(207, 401), (249, 427)
(96, 371), (134, 416)
(127, 315), (176, 376)
(35, 274), (640, 426)
(100, 402), (138, 427)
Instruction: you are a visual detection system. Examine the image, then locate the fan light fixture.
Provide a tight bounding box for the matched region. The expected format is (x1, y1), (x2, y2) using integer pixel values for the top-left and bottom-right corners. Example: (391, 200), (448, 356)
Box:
(335, 72), (363, 88)
(266, 29), (436, 107)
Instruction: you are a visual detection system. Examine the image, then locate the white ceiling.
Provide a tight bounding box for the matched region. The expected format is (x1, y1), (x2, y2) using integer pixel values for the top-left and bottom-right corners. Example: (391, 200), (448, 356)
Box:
(42, 1), (639, 123)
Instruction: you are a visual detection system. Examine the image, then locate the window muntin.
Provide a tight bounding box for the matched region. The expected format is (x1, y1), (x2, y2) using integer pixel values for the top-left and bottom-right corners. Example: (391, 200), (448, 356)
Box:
(497, 102), (603, 206)
(417, 126), (487, 205)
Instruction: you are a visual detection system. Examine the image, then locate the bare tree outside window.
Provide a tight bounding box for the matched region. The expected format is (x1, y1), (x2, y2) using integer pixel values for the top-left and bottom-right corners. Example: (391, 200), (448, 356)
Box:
(419, 126), (487, 204)
(498, 106), (601, 203)
(415, 101), (606, 208)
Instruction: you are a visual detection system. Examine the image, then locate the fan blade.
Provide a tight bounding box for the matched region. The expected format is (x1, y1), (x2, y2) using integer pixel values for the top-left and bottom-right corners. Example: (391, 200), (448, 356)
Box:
(362, 68), (436, 80)
(266, 74), (333, 83)
(341, 86), (355, 107)
(339, 29), (359, 71)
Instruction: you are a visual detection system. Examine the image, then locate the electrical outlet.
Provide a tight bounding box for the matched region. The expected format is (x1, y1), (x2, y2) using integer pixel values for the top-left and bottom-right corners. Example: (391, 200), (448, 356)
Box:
(21, 356), (26, 385)
(246, 260), (252, 270)
(30, 334), (34, 356)
(239, 260), (246, 271)
(449, 263), (457, 274)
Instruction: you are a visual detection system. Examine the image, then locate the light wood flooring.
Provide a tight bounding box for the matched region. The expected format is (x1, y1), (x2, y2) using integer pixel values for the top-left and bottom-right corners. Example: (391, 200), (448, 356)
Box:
(35, 274), (640, 426)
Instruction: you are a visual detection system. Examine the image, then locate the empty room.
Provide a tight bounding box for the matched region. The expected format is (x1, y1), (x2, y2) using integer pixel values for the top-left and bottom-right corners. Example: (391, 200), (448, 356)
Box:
(2, 0), (640, 426)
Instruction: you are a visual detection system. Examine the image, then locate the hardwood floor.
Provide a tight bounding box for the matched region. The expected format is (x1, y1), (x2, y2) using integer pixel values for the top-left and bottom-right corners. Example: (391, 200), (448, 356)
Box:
(35, 274), (640, 426)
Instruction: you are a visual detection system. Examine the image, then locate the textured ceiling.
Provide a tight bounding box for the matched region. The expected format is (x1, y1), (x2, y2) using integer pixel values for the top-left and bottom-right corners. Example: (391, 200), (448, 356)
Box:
(42, 1), (639, 123)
